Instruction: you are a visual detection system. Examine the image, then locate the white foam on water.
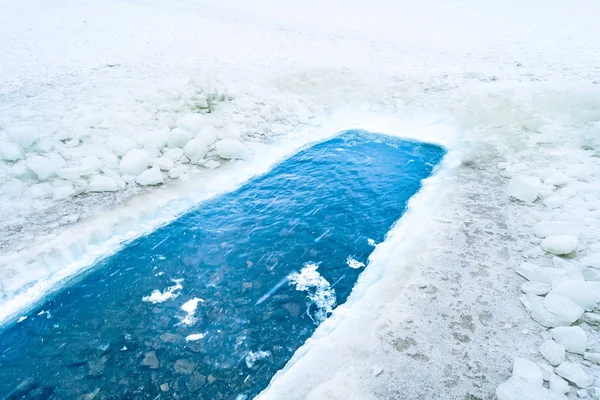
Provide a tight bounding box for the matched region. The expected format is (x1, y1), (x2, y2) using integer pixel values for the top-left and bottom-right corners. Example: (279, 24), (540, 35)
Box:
(346, 257), (365, 269)
(245, 350), (272, 368)
(141, 279), (183, 304)
(288, 263), (336, 324)
(185, 333), (207, 342)
(177, 297), (204, 326)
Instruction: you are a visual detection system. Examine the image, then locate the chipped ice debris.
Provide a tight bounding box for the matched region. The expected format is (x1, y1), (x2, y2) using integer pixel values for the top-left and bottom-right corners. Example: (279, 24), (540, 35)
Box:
(5, 124), (40, 149)
(177, 297), (204, 326)
(537, 363), (552, 382)
(111, 137), (139, 157)
(288, 263), (336, 324)
(0, 142), (24, 161)
(26, 154), (66, 180)
(551, 280), (600, 310)
(183, 138), (209, 164)
(245, 350), (271, 368)
(371, 366), (383, 376)
(136, 165), (164, 186)
(87, 175), (119, 192)
(516, 262), (582, 286)
(203, 160), (221, 169)
(17, 316), (27, 323)
(506, 175), (541, 203)
(215, 138), (248, 160)
(120, 149), (150, 176)
(550, 374), (569, 394)
(520, 282), (551, 295)
(142, 279), (183, 304)
(540, 340), (566, 366)
(176, 114), (205, 134)
(496, 357), (566, 400)
(185, 333), (207, 342)
(167, 128), (193, 148)
(580, 253), (600, 269)
(555, 362), (592, 388)
(534, 221), (581, 239)
(346, 257), (365, 269)
(540, 235), (578, 255)
(583, 352), (600, 365)
(367, 238), (376, 247)
(551, 326), (587, 354)
(37, 310), (52, 319)
(543, 293), (584, 325)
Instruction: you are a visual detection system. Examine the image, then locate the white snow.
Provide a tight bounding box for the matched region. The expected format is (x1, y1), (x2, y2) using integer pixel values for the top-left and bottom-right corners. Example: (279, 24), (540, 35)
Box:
(540, 235), (579, 255)
(215, 139), (248, 160)
(551, 327), (587, 355)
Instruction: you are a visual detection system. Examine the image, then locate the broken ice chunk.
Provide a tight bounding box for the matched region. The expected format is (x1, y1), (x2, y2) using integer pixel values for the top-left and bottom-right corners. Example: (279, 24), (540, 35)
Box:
(540, 235), (578, 255)
(555, 362), (591, 388)
(543, 293), (584, 325)
(539, 340), (566, 366)
(551, 326), (587, 354)
(507, 175), (540, 203)
(520, 282), (551, 295)
(534, 221), (581, 238)
(551, 280), (600, 310)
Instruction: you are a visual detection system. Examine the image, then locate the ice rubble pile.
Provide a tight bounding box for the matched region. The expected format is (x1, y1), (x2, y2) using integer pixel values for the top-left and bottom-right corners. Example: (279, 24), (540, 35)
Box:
(0, 80), (248, 203)
(498, 162), (600, 399)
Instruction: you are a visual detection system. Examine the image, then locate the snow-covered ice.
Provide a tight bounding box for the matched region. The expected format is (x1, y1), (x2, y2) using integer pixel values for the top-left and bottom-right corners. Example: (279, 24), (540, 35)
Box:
(1, 0), (600, 397)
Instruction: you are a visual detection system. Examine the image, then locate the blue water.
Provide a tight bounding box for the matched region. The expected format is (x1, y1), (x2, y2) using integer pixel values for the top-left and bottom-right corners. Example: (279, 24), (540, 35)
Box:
(0, 130), (445, 399)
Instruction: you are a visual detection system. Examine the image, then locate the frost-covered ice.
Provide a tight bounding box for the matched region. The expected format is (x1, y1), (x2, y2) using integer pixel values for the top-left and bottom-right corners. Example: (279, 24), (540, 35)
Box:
(141, 279), (183, 304)
(1, 0), (600, 397)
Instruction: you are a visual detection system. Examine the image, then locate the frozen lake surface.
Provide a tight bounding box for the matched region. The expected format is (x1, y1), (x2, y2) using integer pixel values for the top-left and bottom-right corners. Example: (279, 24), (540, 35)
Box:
(0, 130), (445, 399)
